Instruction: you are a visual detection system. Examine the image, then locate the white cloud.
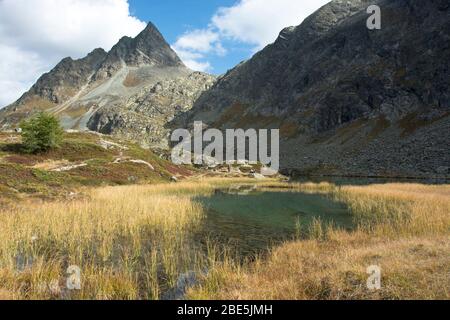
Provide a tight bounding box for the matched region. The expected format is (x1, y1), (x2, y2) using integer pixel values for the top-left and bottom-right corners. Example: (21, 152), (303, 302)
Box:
(174, 29), (224, 55)
(0, 0), (333, 105)
(0, 44), (47, 106)
(172, 48), (212, 72)
(182, 59), (212, 73)
(173, 0), (330, 72)
(0, 0), (146, 107)
(212, 0), (330, 50)
(172, 29), (226, 72)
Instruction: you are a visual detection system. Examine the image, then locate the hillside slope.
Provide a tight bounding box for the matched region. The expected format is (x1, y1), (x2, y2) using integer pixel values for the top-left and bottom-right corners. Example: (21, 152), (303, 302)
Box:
(0, 131), (192, 204)
(180, 0), (450, 178)
(0, 23), (216, 148)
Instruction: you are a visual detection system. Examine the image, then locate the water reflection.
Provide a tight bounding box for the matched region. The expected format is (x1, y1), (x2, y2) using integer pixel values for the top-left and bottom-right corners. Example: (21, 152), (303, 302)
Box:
(195, 187), (353, 256)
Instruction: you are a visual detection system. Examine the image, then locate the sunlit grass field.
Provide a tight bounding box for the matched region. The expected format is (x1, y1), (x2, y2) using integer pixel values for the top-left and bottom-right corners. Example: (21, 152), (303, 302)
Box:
(0, 185), (203, 299)
(0, 178), (448, 300)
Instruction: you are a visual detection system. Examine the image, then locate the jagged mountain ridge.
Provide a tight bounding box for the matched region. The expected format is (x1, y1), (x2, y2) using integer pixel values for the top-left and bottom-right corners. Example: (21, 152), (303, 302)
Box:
(92, 22), (184, 82)
(1, 1), (449, 178)
(1, 48), (108, 123)
(179, 0), (450, 178)
(0, 22), (215, 148)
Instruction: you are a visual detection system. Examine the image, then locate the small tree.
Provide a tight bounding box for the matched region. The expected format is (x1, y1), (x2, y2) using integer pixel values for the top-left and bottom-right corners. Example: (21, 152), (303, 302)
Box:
(20, 112), (64, 153)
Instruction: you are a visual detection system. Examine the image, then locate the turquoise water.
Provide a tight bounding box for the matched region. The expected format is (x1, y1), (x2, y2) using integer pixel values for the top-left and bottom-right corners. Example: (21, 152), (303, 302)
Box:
(195, 188), (353, 256)
(165, 187), (354, 298)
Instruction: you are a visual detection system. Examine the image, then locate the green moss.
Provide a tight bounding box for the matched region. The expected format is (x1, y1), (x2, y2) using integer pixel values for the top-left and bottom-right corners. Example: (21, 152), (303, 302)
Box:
(86, 158), (110, 166)
(47, 140), (115, 161)
(125, 144), (172, 177)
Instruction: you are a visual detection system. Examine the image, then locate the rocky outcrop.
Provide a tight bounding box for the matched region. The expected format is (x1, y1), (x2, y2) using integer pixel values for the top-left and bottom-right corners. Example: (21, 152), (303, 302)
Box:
(92, 22), (184, 82)
(1, 1), (448, 178)
(180, 0), (450, 178)
(0, 22), (215, 148)
(26, 48), (107, 105)
(87, 72), (215, 148)
(0, 48), (107, 124)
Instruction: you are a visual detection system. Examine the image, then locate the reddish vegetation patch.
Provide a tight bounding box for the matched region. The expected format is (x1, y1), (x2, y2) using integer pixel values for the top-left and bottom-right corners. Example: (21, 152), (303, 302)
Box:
(67, 162), (165, 186)
(165, 164), (194, 177)
(398, 112), (450, 137)
(0, 132), (184, 200)
(215, 102), (281, 129)
(235, 114), (279, 129)
(324, 118), (368, 145)
(280, 121), (299, 139)
(123, 72), (141, 87)
(368, 115), (391, 140)
(299, 108), (315, 118)
(0, 164), (38, 185)
(2, 155), (37, 166)
(44, 141), (116, 162)
(215, 103), (246, 127)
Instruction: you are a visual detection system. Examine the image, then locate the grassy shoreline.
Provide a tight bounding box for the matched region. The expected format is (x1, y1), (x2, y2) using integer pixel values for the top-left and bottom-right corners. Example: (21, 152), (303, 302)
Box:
(0, 178), (266, 299)
(188, 181), (450, 300)
(0, 178), (449, 300)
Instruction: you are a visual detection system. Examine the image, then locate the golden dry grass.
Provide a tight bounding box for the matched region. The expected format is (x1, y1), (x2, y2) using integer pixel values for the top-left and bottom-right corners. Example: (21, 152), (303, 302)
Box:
(189, 234), (450, 300)
(0, 178), (277, 300)
(0, 182), (208, 300)
(188, 182), (450, 300)
(0, 178), (448, 300)
(337, 183), (450, 237)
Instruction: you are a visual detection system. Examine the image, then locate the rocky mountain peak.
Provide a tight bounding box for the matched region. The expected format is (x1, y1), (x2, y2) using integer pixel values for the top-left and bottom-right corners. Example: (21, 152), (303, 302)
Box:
(92, 22), (184, 82)
(0, 20), (215, 149)
(136, 22), (167, 44)
(87, 48), (108, 58)
(133, 21), (183, 67)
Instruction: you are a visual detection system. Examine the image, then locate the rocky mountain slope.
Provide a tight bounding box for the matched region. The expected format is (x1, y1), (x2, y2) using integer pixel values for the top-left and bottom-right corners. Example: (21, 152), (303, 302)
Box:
(179, 0), (450, 178)
(0, 23), (215, 148)
(1, 1), (448, 178)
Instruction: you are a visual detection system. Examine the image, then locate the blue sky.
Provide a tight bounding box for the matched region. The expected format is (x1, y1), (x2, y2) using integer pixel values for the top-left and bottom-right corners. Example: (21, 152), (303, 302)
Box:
(129, 0), (251, 74)
(0, 0), (329, 107)
(129, 1), (236, 39)
(128, 0), (329, 74)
